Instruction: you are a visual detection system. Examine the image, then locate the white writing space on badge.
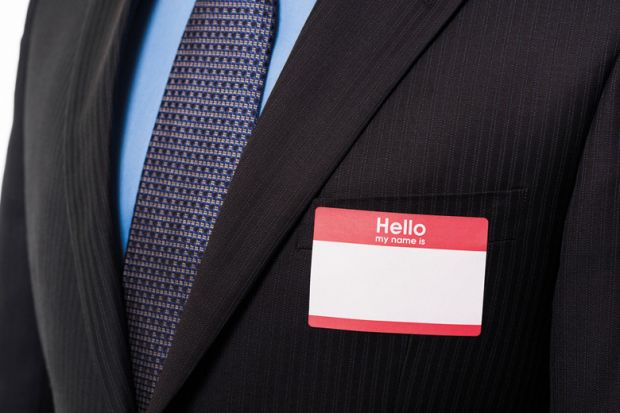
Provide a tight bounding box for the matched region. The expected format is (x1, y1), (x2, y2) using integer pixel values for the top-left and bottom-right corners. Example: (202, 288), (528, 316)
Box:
(308, 207), (488, 336)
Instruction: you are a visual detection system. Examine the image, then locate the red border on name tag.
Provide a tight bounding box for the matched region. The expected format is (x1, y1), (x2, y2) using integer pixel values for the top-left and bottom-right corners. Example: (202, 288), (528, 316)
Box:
(308, 315), (481, 336)
(313, 207), (488, 251)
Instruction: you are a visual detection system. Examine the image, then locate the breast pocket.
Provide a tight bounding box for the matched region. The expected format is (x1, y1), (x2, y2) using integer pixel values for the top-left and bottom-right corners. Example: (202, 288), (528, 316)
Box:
(296, 188), (528, 250)
(296, 188), (529, 337)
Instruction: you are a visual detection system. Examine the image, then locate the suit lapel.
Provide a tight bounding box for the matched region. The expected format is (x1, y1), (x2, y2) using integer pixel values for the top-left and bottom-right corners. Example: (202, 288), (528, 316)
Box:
(148, 0), (468, 411)
(62, 0), (140, 411)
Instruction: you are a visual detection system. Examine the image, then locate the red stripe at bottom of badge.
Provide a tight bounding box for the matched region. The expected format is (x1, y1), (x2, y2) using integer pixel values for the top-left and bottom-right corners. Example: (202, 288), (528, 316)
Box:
(308, 315), (481, 336)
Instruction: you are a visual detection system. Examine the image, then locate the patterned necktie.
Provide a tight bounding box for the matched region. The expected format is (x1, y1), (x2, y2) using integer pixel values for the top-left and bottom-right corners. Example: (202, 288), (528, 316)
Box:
(122, 1), (277, 410)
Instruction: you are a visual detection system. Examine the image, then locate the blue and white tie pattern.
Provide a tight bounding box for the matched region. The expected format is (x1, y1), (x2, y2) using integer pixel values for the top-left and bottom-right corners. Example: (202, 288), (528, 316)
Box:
(122, 1), (277, 410)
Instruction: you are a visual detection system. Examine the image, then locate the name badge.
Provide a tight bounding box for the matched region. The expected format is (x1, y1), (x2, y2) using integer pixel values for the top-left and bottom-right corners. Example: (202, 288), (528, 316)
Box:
(308, 207), (488, 336)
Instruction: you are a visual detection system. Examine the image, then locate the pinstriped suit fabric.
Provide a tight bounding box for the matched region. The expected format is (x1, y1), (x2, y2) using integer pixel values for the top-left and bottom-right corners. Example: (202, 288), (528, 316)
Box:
(1, 0), (620, 412)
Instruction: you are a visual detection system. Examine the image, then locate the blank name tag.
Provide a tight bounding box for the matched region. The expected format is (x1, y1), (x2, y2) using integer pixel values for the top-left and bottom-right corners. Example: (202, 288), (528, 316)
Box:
(308, 207), (488, 336)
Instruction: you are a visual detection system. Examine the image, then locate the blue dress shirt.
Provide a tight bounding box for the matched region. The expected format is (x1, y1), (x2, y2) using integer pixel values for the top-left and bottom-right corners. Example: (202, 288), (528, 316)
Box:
(118, 0), (317, 252)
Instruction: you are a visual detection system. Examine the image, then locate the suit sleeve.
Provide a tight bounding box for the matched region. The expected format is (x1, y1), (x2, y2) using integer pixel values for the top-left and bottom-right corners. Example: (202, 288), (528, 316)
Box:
(0, 0), (54, 410)
(550, 52), (620, 412)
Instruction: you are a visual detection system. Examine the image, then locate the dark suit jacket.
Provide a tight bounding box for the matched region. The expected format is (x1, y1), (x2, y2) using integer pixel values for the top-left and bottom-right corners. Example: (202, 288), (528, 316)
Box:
(1, 0), (619, 411)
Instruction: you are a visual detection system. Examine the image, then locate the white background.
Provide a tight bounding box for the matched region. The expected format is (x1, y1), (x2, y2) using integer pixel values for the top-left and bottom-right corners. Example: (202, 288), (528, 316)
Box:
(0, 2), (30, 197)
